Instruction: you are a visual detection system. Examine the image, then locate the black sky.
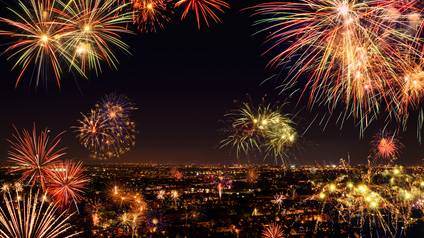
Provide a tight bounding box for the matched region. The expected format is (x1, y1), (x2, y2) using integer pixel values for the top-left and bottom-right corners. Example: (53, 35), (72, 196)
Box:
(0, 0), (422, 165)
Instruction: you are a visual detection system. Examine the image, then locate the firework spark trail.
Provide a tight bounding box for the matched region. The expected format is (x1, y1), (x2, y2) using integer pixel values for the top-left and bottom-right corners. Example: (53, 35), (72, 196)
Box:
(76, 109), (112, 155)
(0, 188), (79, 238)
(75, 93), (137, 160)
(58, 0), (133, 75)
(221, 102), (297, 165)
(7, 125), (66, 189)
(262, 222), (285, 238)
(0, 0), (75, 87)
(47, 160), (90, 209)
(372, 132), (402, 161)
(175, 0), (230, 29)
(131, 0), (172, 33)
(250, 0), (423, 135)
(0, 0), (133, 86)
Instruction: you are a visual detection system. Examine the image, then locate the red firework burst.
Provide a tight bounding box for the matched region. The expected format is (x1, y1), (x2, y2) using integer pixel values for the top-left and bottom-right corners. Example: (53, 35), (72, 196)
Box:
(131, 0), (171, 33)
(373, 133), (402, 160)
(8, 125), (66, 188)
(175, 0), (230, 29)
(47, 160), (89, 208)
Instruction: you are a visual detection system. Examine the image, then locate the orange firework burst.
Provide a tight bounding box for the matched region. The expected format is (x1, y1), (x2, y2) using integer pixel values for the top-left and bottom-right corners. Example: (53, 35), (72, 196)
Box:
(47, 160), (89, 208)
(0, 0), (133, 87)
(175, 0), (230, 29)
(58, 0), (133, 75)
(0, 0), (72, 87)
(131, 0), (171, 33)
(262, 223), (285, 238)
(7, 125), (66, 188)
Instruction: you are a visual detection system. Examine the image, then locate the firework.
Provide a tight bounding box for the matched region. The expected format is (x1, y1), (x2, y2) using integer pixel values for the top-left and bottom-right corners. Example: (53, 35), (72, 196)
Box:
(221, 102), (297, 164)
(0, 188), (78, 237)
(0, 0), (133, 86)
(8, 125), (66, 188)
(76, 109), (111, 154)
(47, 160), (89, 208)
(175, 0), (230, 29)
(97, 93), (137, 123)
(58, 0), (133, 75)
(217, 183), (223, 199)
(272, 194), (286, 210)
(119, 212), (140, 236)
(170, 190), (179, 204)
(308, 164), (424, 237)
(0, 0), (75, 86)
(131, 0), (171, 33)
(156, 190), (166, 200)
(250, 0), (423, 133)
(372, 132), (402, 161)
(75, 93), (137, 160)
(262, 223), (285, 238)
(131, 193), (147, 215)
(246, 167), (259, 184)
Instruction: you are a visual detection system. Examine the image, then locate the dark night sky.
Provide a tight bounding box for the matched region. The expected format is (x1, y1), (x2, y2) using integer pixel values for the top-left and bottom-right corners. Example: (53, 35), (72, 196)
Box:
(0, 0), (422, 165)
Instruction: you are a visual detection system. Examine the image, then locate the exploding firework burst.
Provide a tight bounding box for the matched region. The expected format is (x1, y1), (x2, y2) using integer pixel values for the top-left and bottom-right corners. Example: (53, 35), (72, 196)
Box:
(47, 160), (89, 209)
(272, 194), (286, 210)
(0, 0), (133, 86)
(76, 109), (111, 154)
(97, 93), (137, 124)
(75, 93), (137, 160)
(250, 0), (423, 134)
(0, 188), (79, 237)
(119, 212), (141, 236)
(156, 190), (166, 200)
(0, 0), (74, 87)
(8, 125), (66, 188)
(58, 0), (133, 75)
(372, 132), (402, 161)
(131, 0), (172, 33)
(221, 102), (297, 164)
(175, 0), (230, 29)
(262, 223), (285, 238)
